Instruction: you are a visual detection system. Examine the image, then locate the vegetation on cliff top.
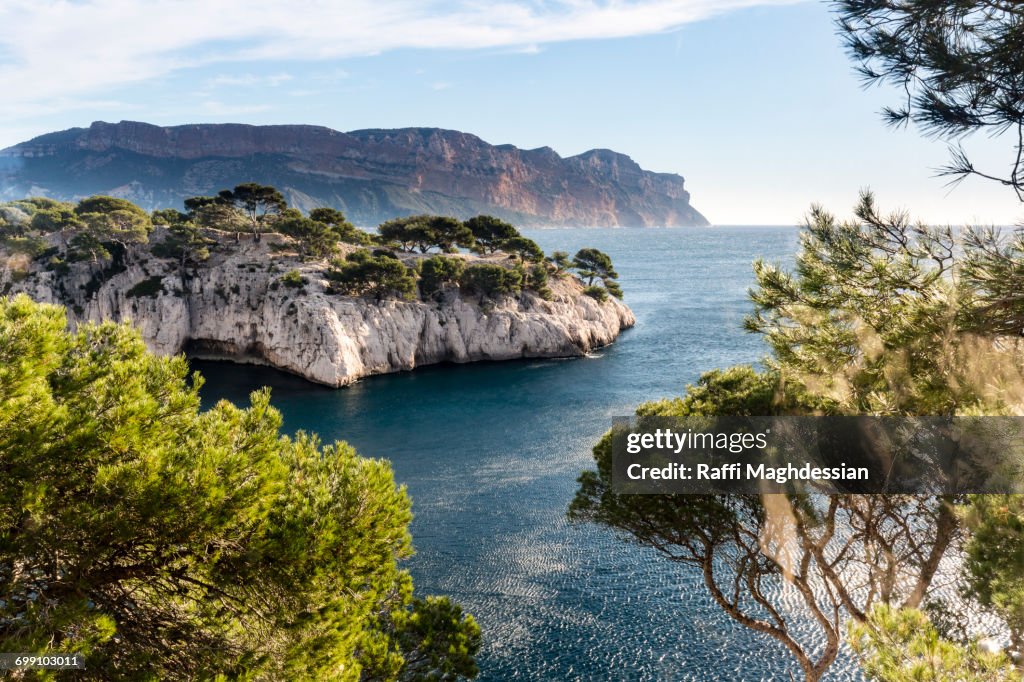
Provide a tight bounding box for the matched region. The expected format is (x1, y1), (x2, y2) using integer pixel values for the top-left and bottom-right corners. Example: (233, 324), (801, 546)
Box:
(0, 184), (623, 306)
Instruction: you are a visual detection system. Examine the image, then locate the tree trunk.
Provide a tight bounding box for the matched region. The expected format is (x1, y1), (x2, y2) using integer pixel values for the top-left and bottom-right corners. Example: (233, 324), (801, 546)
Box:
(902, 496), (958, 609)
(699, 552), (824, 682)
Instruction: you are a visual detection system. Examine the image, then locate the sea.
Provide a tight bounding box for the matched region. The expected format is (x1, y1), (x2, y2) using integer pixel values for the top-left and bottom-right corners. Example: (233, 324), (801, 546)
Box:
(194, 227), (866, 681)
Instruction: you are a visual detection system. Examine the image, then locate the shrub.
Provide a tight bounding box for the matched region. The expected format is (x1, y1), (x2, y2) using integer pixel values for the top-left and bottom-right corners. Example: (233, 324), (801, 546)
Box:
(308, 207), (373, 246)
(46, 257), (71, 276)
(459, 264), (523, 299)
(465, 215), (519, 254)
(547, 251), (572, 276)
(126, 276), (164, 299)
(326, 250), (417, 300)
(528, 264), (553, 301)
(420, 256), (466, 297)
(377, 215), (475, 253)
(276, 215), (340, 259)
(573, 248), (622, 300)
(0, 235), (48, 258)
(280, 269), (305, 289)
(500, 236), (544, 263)
(583, 285), (608, 303)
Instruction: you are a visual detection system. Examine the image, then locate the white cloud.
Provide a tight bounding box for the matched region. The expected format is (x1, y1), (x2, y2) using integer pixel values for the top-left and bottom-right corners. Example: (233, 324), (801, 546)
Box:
(0, 0), (805, 119)
(201, 73), (293, 89)
(430, 81), (454, 91)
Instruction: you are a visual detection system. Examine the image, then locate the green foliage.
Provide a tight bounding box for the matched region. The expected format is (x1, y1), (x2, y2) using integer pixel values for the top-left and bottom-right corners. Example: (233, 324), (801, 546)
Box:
(835, 0), (1024, 201)
(30, 204), (81, 235)
(465, 215), (519, 254)
(125, 275), (165, 299)
(848, 605), (1017, 682)
(419, 256), (466, 297)
(0, 234), (48, 257)
(378, 215), (475, 254)
(45, 255), (71, 276)
(636, 366), (782, 418)
(280, 269), (306, 289)
(0, 295), (479, 680)
(308, 207), (346, 226)
(0, 206), (29, 229)
(74, 196), (143, 217)
(547, 251), (572, 276)
(67, 232), (111, 263)
(571, 361), (963, 680)
(71, 196), (151, 260)
(327, 250), (417, 300)
(182, 185), (286, 238)
(0, 200), (76, 256)
(150, 208), (189, 226)
(582, 285), (607, 303)
(182, 195), (244, 232)
(572, 248), (621, 299)
(3, 197), (66, 216)
(277, 215), (341, 260)
(216, 183), (287, 238)
(956, 227), (1024, 336)
(458, 264), (523, 299)
(80, 244), (129, 298)
(528, 264), (553, 300)
(572, 248), (617, 284)
(571, 197), (1009, 681)
(500, 236), (544, 263)
(152, 222), (213, 275)
(310, 207), (373, 246)
(964, 495), (1024, 653)
(745, 191), (1017, 415)
(183, 195), (219, 215)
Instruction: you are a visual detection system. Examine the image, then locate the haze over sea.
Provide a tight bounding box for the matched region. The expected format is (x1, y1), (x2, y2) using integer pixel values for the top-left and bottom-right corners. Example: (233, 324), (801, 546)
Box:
(196, 227), (862, 681)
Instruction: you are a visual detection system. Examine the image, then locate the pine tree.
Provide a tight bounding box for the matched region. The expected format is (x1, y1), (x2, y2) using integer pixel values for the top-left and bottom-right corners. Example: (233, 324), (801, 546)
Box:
(0, 295), (479, 680)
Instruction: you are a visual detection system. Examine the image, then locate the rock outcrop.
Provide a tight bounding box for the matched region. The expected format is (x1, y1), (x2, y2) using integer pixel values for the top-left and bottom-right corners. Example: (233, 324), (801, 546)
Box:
(0, 121), (708, 227)
(1, 233), (635, 386)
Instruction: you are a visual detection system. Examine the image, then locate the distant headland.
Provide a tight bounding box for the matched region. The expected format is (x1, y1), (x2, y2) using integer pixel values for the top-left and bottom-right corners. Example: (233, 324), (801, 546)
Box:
(0, 121), (708, 228)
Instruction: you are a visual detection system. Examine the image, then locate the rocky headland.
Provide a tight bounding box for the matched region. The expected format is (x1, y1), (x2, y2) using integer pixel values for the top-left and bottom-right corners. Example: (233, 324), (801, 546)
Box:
(1, 231), (635, 386)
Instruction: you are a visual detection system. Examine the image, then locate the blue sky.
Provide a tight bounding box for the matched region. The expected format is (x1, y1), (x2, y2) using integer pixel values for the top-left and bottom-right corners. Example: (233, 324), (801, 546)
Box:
(0, 0), (1019, 225)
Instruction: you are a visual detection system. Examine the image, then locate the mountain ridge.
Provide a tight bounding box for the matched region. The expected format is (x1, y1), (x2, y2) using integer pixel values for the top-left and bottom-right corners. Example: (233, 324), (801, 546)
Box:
(0, 120), (709, 228)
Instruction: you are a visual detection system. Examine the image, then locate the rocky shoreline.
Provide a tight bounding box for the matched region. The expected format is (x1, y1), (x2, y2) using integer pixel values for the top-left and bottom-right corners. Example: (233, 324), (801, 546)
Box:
(3, 231), (635, 386)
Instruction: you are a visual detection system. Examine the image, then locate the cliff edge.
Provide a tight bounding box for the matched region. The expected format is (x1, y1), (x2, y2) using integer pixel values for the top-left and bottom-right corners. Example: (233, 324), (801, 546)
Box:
(1, 232), (635, 386)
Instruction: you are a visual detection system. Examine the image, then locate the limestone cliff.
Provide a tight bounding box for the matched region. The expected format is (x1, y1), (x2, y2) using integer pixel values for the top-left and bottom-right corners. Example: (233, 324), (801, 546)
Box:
(0, 121), (708, 228)
(1, 233), (635, 386)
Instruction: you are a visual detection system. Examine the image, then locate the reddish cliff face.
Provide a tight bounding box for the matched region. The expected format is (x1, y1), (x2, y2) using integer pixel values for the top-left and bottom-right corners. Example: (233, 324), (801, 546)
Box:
(0, 121), (708, 227)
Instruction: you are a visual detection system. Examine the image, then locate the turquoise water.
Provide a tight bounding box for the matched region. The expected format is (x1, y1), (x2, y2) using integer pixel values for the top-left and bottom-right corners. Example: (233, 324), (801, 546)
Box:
(195, 227), (861, 681)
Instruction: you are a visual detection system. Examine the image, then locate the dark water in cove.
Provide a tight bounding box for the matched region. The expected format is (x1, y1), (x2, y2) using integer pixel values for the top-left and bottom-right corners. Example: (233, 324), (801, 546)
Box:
(195, 227), (862, 681)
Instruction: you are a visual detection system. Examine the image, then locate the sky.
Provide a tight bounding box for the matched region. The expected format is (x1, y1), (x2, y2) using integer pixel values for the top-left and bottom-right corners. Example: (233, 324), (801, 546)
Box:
(0, 0), (1020, 225)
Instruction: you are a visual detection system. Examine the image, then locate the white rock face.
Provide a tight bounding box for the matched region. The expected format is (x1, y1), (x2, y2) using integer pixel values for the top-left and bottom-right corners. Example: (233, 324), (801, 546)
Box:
(3, 233), (635, 386)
